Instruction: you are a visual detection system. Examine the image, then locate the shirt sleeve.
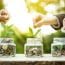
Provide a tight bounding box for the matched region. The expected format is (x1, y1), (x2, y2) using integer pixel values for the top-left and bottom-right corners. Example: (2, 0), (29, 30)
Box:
(51, 14), (65, 30)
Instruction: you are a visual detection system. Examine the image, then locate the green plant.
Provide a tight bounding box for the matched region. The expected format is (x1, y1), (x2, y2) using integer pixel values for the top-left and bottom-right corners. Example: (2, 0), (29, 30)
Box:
(1, 25), (14, 38)
(53, 45), (62, 51)
(0, 0), (4, 10)
(26, 27), (41, 38)
(62, 45), (65, 50)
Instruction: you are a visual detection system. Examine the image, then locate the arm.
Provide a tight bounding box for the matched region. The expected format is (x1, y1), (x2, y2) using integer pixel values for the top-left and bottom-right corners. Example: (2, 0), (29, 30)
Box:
(33, 15), (57, 28)
(33, 14), (65, 30)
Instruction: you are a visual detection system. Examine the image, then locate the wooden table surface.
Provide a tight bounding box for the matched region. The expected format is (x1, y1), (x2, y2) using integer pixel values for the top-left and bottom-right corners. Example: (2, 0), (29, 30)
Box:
(0, 54), (65, 62)
(0, 54), (65, 65)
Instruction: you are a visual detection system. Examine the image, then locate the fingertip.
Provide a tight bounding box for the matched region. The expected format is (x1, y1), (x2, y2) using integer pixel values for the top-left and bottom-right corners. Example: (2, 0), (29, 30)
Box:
(33, 25), (37, 28)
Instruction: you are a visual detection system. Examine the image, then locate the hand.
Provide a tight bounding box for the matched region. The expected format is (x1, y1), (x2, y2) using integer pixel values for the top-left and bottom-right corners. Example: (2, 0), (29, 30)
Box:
(33, 14), (44, 28)
(33, 14), (58, 28)
(0, 9), (9, 23)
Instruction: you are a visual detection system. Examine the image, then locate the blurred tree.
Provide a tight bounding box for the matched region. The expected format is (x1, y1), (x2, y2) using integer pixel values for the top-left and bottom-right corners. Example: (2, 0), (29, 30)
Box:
(42, 0), (59, 4)
(25, 0), (60, 14)
(57, 0), (65, 13)
(0, 0), (4, 10)
(25, 0), (47, 14)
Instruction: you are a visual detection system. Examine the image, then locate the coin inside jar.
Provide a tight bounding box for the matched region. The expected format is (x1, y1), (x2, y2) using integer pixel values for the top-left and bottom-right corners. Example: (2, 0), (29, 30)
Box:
(2, 45), (8, 50)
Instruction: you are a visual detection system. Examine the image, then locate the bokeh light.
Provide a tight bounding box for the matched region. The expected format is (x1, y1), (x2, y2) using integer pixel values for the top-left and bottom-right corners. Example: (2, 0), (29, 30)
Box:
(31, 0), (38, 3)
(45, 4), (57, 12)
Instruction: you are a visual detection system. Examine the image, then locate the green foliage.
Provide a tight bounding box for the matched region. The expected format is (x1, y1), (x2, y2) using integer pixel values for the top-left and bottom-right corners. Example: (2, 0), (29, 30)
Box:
(42, 35), (53, 53)
(0, 0), (4, 10)
(62, 45), (65, 50)
(57, 7), (65, 13)
(52, 30), (65, 37)
(25, 0), (61, 14)
(53, 45), (62, 51)
(24, 27), (40, 38)
(1, 25), (14, 38)
(25, 0), (47, 14)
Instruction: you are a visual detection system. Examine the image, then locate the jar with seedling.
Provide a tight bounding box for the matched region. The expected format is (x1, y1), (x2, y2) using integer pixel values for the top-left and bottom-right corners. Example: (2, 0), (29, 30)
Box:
(55, 38), (65, 56)
(24, 38), (43, 57)
(51, 38), (65, 57)
(62, 44), (65, 56)
(0, 38), (16, 57)
(0, 9), (16, 57)
(60, 38), (65, 56)
(51, 38), (62, 57)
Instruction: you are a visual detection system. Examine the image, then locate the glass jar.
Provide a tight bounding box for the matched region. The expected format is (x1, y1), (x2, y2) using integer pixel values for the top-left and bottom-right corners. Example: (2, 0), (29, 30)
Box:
(51, 38), (62, 57)
(24, 38), (43, 57)
(51, 38), (65, 57)
(0, 38), (16, 57)
(51, 42), (62, 57)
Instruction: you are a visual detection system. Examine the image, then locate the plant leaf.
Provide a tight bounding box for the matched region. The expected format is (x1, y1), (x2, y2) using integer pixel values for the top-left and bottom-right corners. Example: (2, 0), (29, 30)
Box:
(29, 27), (33, 35)
(34, 29), (40, 36)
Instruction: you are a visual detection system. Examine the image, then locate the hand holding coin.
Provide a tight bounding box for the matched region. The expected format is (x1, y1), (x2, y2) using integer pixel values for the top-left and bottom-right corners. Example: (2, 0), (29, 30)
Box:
(0, 9), (9, 24)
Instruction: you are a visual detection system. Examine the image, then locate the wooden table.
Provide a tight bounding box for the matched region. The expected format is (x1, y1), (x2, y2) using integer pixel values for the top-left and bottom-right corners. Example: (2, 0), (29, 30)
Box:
(0, 54), (65, 65)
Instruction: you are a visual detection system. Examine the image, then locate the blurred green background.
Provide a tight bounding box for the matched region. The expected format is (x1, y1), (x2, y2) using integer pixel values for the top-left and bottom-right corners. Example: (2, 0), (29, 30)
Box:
(0, 0), (65, 54)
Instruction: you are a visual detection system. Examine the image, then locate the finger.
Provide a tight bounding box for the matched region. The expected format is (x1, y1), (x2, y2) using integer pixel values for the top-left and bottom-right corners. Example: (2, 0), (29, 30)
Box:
(33, 14), (43, 23)
(0, 15), (9, 22)
(33, 19), (44, 28)
(0, 9), (8, 14)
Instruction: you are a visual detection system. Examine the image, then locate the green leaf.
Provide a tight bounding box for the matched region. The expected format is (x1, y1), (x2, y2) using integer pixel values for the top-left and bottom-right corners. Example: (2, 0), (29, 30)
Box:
(34, 29), (40, 36)
(29, 27), (33, 35)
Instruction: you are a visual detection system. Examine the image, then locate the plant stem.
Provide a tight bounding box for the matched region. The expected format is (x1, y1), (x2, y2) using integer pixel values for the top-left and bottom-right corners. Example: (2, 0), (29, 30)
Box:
(1, 22), (7, 37)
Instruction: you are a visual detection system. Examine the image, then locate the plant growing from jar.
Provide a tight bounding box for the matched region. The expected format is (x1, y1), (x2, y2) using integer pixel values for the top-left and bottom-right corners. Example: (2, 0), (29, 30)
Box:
(0, 9), (9, 37)
(52, 44), (65, 56)
(51, 44), (63, 57)
(25, 38), (43, 57)
(0, 9), (16, 57)
(61, 44), (65, 56)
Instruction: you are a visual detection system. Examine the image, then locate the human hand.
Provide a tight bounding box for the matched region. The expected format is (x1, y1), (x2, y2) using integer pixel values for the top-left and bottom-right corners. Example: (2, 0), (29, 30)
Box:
(0, 9), (9, 23)
(33, 14), (44, 28)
